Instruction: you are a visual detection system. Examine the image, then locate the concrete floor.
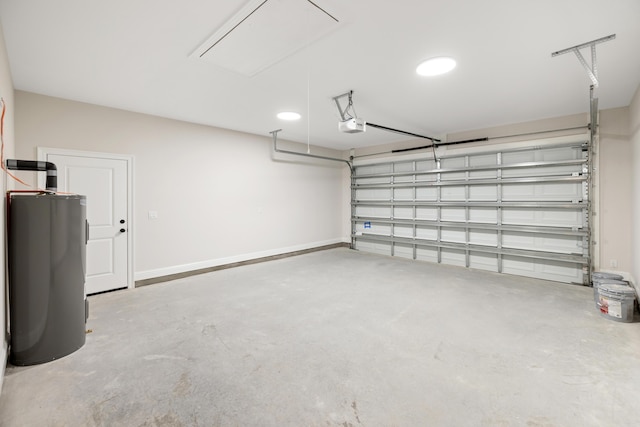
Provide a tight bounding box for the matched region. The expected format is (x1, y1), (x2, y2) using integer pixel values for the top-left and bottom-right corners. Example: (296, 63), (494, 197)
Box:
(1, 248), (639, 426)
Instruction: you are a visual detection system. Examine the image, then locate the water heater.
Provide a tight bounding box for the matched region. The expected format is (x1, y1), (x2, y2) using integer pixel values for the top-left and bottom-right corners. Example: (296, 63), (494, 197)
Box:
(8, 193), (88, 365)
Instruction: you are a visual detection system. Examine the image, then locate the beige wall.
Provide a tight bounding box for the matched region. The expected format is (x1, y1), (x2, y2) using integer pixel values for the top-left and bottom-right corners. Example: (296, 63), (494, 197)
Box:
(598, 108), (632, 275)
(630, 84), (640, 291)
(15, 91), (350, 279)
(0, 21), (15, 390)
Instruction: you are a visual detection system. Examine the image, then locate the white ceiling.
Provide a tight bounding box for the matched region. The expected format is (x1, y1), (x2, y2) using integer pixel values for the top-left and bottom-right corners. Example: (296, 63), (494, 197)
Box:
(1, 0), (639, 150)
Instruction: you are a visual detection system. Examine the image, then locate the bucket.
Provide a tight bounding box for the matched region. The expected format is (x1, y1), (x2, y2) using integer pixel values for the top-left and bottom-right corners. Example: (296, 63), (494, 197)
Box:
(592, 272), (624, 281)
(597, 283), (636, 323)
(593, 279), (629, 305)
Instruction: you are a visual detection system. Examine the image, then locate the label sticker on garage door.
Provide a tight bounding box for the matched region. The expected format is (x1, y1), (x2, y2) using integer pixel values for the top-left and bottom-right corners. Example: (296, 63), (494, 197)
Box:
(364, 221), (371, 229)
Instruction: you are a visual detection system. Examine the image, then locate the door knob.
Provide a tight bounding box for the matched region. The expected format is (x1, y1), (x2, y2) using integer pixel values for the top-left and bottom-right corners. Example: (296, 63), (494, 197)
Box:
(120, 228), (126, 233)
(120, 219), (125, 224)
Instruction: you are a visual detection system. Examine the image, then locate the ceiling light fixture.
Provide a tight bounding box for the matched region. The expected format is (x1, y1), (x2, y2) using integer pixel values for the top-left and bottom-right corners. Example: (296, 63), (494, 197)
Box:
(416, 57), (457, 76)
(277, 111), (301, 121)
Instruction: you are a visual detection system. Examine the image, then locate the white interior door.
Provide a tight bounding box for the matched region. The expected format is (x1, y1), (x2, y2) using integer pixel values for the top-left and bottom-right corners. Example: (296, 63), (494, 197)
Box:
(40, 150), (131, 294)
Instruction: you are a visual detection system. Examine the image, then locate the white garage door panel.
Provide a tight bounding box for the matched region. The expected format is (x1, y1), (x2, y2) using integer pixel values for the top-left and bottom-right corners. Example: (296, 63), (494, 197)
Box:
(441, 207), (466, 222)
(416, 247), (438, 262)
(502, 257), (582, 283)
(441, 229), (466, 243)
(442, 186), (466, 200)
(502, 183), (582, 201)
(374, 207), (392, 218)
(539, 210), (583, 227)
(503, 165), (581, 178)
(469, 230), (498, 246)
(395, 244), (414, 259)
(416, 207), (438, 220)
(502, 146), (578, 163)
(358, 177), (389, 186)
(362, 224), (390, 235)
(539, 235), (581, 254)
(355, 206), (389, 218)
(441, 249), (466, 267)
(469, 252), (499, 272)
(395, 175), (415, 183)
(416, 226), (438, 240)
(394, 207), (413, 219)
(470, 153), (497, 167)
(357, 165), (392, 176)
(469, 186), (498, 200)
(415, 174), (437, 182)
(395, 225), (414, 238)
(540, 260), (584, 278)
(470, 170), (498, 179)
(442, 172), (466, 181)
(352, 137), (590, 284)
(502, 232), (581, 253)
(469, 208), (498, 223)
(502, 209), (582, 227)
(503, 184), (535, 199)
(356, 188), (391, 200)
(394, 162), (414, 173)
(416, 187), (438, 200)
(394, 188), (413, 200)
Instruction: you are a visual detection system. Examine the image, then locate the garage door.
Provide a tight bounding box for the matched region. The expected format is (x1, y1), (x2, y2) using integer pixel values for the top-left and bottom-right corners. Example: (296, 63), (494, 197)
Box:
(351, 135), (591, 284)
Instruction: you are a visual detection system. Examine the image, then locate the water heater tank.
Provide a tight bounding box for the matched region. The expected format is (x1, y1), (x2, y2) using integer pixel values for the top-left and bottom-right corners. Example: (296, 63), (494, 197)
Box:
(8, 193), (88, 365)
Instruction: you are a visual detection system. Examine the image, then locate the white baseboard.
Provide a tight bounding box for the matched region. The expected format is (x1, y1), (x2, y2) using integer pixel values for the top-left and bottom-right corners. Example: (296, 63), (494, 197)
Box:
(134, 238), (350, 281)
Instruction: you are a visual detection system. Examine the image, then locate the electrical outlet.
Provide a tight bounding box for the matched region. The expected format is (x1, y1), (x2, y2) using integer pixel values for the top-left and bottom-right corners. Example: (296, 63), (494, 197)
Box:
(610, 259), (618, 268)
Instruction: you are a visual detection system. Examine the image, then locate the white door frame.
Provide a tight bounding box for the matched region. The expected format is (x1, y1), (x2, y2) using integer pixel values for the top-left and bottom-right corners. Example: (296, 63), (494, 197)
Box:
(37, 147), (135, 290)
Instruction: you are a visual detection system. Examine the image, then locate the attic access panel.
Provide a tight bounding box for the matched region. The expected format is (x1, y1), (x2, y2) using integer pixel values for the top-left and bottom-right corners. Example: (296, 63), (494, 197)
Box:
(192, 0), (341, 76)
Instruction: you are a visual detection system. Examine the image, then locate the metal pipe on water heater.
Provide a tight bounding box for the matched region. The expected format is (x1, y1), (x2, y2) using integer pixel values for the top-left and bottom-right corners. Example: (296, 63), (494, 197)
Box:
(5, 159), (58, 192)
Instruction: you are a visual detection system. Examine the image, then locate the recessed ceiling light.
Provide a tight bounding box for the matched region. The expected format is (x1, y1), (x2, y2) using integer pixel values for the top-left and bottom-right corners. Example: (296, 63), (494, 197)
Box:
(416, 57), (457, 76)
(277, 111), (301, 121)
